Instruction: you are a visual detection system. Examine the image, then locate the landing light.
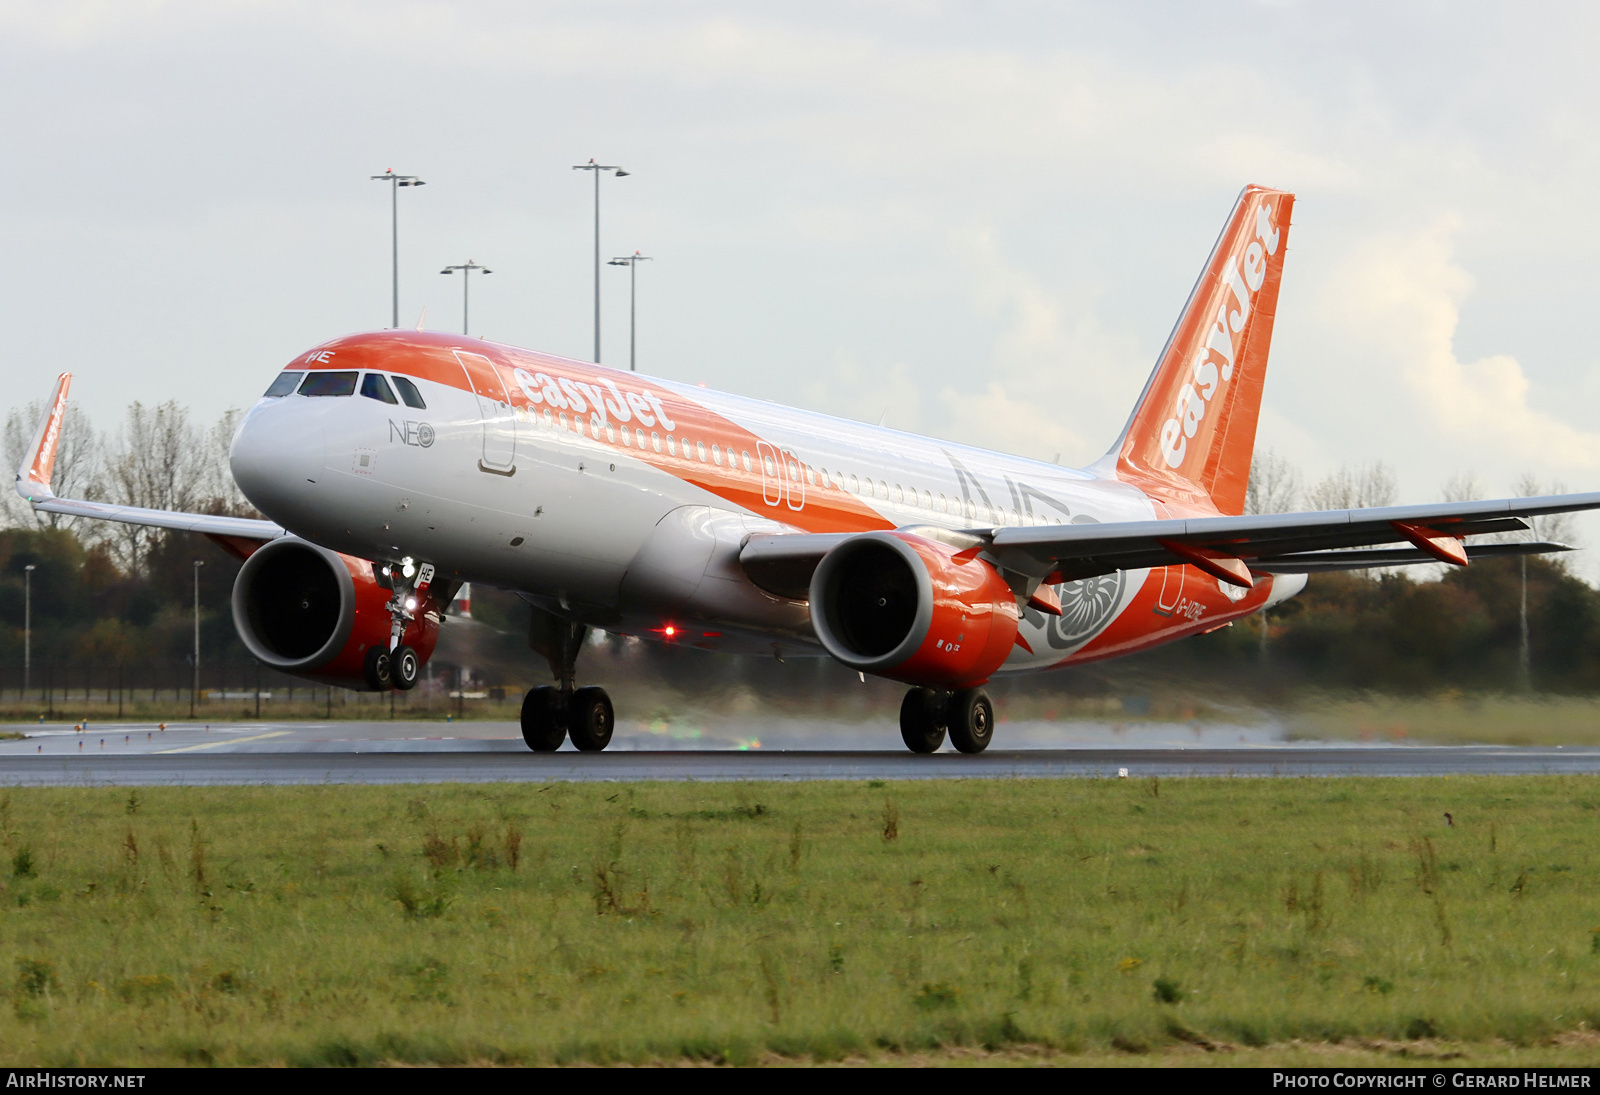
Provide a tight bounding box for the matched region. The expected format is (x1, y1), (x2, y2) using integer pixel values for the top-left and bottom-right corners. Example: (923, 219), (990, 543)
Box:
(664, 626), (676, 636)
(401, 558), (416, 578)
(405, 598), (417, 611)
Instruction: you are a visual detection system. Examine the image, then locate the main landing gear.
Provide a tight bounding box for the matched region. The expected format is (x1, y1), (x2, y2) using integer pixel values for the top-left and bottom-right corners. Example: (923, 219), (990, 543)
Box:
(899, 686), (994, 755)
(520, 607), (614, 753)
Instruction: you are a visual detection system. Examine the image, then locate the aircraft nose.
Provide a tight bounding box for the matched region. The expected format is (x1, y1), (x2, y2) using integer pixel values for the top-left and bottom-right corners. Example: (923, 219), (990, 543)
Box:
(230, 399), (324, 526)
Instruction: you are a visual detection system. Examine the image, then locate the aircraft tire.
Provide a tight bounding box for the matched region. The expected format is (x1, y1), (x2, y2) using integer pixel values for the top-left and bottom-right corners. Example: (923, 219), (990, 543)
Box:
(899, 688), (947, 753)
(391, 644), (421, 691)
(567, 687), (614, 752)
(521, 686), (565, 752)
(362, 646), (393, 691)
(947, 688), (994, 754)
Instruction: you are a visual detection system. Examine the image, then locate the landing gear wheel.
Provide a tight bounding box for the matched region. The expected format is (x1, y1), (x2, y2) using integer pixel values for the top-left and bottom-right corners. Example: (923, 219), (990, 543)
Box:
(520, 686), (565, 752)
(899, 688), (947, 754)
(362, 646), (393, 691)
(567, 687), (614, 752)
(948, 688), (994, 754)
(391, 645), (421, 691)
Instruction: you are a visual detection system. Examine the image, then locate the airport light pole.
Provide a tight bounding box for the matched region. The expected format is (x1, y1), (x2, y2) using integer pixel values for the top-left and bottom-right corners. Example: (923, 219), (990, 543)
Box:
(439, 261), (492, 335)
(191, 560), (203, 718)
(607, 252), (652, 371)
(22, 564), (34, 699)
(571, 159), (629, 363)
(370, 169), (426, 328)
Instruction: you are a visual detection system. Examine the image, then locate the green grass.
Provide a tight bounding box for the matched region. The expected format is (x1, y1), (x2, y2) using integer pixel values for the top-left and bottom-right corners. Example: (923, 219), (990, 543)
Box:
(0, 777), (1597, 1065)
(1285, 693), (1600, 746)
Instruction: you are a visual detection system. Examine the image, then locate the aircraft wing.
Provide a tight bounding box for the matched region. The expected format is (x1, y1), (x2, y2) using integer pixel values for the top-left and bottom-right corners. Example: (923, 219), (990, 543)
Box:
(14, 373), (284, 548)
(741, 494), (1598, 598)
(986, 495), (1599, 584)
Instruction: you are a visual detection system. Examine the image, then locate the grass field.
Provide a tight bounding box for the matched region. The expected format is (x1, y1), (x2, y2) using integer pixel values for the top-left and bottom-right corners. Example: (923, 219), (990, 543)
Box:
(1284, 693), (1600, 747)
(0, 776), (1597, 1066)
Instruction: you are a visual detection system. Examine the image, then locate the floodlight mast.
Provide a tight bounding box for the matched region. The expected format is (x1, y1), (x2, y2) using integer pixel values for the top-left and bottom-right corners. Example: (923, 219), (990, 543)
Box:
(607, 252), (653, 371)
(572, 159), (628, 363)
(370, 169), (426, 328)
(439, 261), (492, 335)
(22, 564), (34, 699)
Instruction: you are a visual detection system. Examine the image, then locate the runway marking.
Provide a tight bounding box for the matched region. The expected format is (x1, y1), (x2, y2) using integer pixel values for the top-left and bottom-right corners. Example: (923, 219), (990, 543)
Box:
(155, 731), (291, 754)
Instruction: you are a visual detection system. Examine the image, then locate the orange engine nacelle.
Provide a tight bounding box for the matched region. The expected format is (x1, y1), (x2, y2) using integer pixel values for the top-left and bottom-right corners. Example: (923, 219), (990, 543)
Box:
(231, 537), (440, 691)
(808, 531), (1019, 689)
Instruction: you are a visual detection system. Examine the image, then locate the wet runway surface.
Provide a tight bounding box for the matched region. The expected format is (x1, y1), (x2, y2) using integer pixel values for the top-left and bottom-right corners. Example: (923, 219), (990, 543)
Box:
(0, 720), (1596, 784)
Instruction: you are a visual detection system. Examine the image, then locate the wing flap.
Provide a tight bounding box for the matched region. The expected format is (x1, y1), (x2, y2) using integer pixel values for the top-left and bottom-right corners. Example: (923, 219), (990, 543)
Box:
(1253, 540), (1571, 574)
(27, 495), (282, 540)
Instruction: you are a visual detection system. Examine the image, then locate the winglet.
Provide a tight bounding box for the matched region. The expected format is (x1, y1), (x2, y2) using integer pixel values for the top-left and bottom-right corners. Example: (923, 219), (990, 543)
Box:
(15, 373), (71, 503)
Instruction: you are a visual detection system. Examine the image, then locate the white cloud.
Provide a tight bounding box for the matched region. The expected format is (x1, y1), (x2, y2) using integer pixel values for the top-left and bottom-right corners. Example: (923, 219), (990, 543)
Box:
(1326, 218), (1600, 477)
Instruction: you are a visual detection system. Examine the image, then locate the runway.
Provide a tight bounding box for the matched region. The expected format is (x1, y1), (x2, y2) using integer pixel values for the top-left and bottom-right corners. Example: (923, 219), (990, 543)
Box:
(0, 719), (1596, 785)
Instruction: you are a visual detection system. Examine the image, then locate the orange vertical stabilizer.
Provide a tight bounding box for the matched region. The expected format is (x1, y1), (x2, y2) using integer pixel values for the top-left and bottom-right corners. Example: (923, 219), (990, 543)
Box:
(1102, 186), (1294, 515)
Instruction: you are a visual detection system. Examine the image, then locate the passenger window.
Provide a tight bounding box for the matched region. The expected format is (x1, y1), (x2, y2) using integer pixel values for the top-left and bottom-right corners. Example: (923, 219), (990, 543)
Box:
(299, 371), (358, 397)
(742, 451), (753, 472)
(264, 371), (303, 398)
(391, 376), (427, 409)
(360, 373), (399, 404)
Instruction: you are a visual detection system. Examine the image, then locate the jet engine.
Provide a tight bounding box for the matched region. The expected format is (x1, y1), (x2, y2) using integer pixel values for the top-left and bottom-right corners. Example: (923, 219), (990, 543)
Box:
(808, 531), (1019, 688)
(231, 537), (440, 690)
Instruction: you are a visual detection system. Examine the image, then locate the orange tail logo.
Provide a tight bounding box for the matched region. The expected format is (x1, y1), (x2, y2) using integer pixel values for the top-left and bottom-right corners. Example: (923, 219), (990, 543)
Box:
(1110, 186), (1293, 515)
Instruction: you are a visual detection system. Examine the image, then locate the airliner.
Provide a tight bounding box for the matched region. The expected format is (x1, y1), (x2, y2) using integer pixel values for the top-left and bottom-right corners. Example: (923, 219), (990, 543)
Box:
(16, 185), (1596, 753)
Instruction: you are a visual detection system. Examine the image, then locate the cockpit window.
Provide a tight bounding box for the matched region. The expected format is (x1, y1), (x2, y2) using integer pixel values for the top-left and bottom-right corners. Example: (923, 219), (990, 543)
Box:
(360, 372), (399, 404)
(391, 375), (427, 410)
(299, 371), (358, 397)
(264, 371), (303, 398)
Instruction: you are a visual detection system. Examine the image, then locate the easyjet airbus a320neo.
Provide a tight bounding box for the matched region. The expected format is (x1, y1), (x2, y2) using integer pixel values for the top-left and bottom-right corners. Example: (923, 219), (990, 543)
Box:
(16, 186), (1599, 753)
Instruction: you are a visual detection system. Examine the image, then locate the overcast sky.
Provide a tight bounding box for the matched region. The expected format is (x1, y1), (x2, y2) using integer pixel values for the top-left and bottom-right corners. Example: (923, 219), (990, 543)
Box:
(6, 1), (1600, 568)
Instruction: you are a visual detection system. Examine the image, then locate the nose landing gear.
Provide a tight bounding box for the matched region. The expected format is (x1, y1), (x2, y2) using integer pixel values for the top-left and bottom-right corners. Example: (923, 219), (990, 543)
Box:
(368, 560), (434, 692)
(519, 607), (615, 753)
(899, 686), (994, 754)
